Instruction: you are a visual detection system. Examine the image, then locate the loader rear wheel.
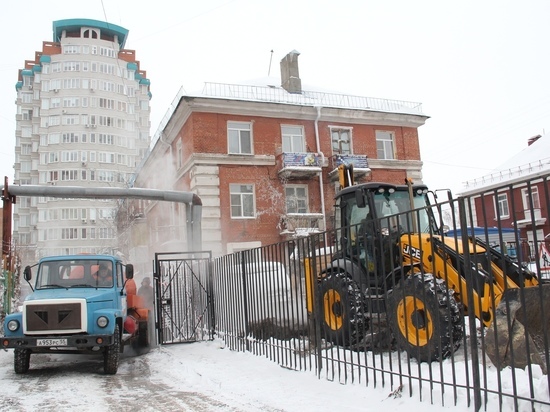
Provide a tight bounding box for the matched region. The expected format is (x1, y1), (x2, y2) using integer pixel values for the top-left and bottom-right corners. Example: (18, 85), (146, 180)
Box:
(387, 273), (463, 362)
(14, 348), (31, 374)
(319, 272), (366, 346)
(104, 325), (121, 375)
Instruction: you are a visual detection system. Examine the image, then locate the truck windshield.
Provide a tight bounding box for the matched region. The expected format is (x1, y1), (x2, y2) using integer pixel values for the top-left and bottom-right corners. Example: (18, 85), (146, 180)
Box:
(36, 260), (114, 289)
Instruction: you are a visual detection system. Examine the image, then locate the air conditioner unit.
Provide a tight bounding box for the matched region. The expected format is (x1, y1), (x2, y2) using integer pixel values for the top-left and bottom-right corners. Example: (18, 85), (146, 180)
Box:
(91, 124), (96, 128)
(62, 110), (66, 114)
(53, 89), (59, 93)
(82, 219), (87, 224)
(90, 88), (94, 92)
(28, 85), (33, 90)
(90, 219), (96, 224)
(85, 124), (89, 128)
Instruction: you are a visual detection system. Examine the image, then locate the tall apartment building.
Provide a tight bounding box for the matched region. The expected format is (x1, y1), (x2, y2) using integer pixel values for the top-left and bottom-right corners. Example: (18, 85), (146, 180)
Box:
(131, 51), (428, 262)
(13, 19), (151, 264)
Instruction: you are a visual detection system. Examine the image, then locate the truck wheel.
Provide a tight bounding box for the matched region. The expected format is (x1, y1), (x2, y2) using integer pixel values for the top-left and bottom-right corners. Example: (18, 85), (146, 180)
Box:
(386, 273), (463, 362)
(14, 348), (31, 374)
(104, 325), (121, 374)
(318, 272), (366, 346)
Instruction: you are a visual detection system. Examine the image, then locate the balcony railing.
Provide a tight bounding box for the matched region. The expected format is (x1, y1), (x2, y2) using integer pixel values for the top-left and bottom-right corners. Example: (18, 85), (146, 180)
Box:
(329, 154), (370, 181)
(278, 152), (322, 179)
(279, 212), (325, 237)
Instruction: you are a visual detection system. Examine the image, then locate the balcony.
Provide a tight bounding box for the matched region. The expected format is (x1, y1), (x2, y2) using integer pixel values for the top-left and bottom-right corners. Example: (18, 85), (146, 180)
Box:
(278, 152), (322, 179)
(279, 213), (325, 237)
(514, 208), (546, 228)
(328, 154), (370, 181)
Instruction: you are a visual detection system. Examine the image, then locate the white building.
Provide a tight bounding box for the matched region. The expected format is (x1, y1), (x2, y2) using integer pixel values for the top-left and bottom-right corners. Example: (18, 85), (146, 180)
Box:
(13, 18), (151, 263)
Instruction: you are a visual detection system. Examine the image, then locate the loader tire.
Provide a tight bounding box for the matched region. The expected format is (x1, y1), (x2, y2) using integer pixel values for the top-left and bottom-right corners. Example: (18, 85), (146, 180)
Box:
(104, 325), (121, 375)
(387, 273), (463, 362)
(319, 272), (367, 346)
(14, 348), (31, 374)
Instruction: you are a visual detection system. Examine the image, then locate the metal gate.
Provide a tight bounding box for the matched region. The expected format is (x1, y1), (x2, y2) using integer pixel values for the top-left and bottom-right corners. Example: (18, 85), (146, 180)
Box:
(153, 251), (214, 345)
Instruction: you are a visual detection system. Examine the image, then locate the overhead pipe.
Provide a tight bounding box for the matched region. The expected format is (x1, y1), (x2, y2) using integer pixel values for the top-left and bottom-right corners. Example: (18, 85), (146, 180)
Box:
(1, 181), (203, 255)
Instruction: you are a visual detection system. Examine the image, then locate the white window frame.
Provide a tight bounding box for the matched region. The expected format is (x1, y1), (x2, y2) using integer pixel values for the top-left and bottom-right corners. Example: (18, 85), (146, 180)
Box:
(376, 130), (396, 160)
(331, 127), (352, 155)
(495, 193), (510, 219)
(230, 184), (255, 219)
(227, 121), (253, 155)
(282, 125), (305, 153)
(521, 186), (541, 211)
(285, 185), (309, 213)
(176, 140), (183, 169)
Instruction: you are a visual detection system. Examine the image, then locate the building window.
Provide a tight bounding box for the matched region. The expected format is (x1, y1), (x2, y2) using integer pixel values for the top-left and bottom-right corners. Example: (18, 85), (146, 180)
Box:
(61, 228), (78, 240)
(176, 140), (183, 169)
(22, 109), (33, 121)
(521, 187), (540, 211)
(61, 208), (79, 220)
(285, 185), (308, 213)
(376, 130), (395, 160)
(99, 227), (115, 239)
(20, 161), (31, 173)
(282, 125), (305, 153)
(230, 184), (255, 218)
(63, 45), (79, 54)
(21, 144), (32, 155)
(228, 121), (252, 155)
(495, 193), (510, 219)
(331, 128), (351, 155)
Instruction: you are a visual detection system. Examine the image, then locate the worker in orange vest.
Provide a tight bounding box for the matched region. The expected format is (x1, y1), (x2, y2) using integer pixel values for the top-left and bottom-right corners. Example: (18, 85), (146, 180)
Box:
(125, 270), (137, 297)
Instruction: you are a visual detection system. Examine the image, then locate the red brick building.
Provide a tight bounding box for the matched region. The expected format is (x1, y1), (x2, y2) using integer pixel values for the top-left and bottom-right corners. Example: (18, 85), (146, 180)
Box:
(459, 134), (550, 260)
(130, 51), (429, 263)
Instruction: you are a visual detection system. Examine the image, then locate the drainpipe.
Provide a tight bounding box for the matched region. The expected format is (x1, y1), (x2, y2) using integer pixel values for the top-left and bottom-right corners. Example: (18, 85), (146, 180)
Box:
(314, 106), (327, 231)
(159, 132), (172, 157)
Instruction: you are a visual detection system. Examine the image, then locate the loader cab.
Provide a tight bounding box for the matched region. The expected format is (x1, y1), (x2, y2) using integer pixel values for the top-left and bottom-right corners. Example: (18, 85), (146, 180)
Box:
(335, 182), (434, 276)
(336, 182), (432, 237)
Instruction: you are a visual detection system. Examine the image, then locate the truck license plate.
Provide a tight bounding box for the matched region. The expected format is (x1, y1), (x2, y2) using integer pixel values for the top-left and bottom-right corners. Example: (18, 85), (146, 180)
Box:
(37, 339), (67, 346)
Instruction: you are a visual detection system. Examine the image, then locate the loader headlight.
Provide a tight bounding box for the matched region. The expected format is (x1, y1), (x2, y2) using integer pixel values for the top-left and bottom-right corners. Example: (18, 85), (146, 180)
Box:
(97, 316), (109, 328)
(7, 320), (19, 332)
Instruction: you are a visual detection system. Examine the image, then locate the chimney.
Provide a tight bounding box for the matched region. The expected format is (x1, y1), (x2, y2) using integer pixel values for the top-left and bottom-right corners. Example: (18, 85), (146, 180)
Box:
(280, 50), (302, 94)
(528, 134), (542, 146)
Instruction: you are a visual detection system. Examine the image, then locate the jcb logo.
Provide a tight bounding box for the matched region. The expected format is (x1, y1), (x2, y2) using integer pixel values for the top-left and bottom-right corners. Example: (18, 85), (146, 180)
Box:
(403, 244), (421, 260)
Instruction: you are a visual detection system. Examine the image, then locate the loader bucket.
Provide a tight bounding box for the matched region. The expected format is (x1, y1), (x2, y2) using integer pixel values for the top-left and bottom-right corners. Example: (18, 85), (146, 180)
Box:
(485, 284), (550, 374)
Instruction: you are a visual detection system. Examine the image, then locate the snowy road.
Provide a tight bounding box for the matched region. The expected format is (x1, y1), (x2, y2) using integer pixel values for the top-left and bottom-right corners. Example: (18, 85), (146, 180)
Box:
(0, 344), (287, 411)
(0, 339), (494, 412)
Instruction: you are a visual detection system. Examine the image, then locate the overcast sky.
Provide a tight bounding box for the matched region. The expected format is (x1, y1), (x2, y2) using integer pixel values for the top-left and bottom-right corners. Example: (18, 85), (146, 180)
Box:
(2, 0), (550, 193)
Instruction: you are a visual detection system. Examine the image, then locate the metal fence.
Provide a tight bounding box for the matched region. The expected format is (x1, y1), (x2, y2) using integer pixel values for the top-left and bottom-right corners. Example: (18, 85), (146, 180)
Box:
(154, 251), (213, 345)
(206, 174), (550, 412)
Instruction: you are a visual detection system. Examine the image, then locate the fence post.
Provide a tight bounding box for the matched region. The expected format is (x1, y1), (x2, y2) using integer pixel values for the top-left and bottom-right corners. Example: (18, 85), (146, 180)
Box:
(305, 235), (323, 376)
(240, 250), (250, 352)
(458, 197), (482, 411)
(207, 257), (216, 340)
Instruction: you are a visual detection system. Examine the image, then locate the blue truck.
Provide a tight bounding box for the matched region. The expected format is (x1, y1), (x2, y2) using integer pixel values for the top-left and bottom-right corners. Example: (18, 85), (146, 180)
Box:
(1, 254), (152, 374)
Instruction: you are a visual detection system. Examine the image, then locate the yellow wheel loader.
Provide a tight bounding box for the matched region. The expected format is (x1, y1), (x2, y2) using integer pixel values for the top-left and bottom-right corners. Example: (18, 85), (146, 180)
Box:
(306, 166), (549, 370)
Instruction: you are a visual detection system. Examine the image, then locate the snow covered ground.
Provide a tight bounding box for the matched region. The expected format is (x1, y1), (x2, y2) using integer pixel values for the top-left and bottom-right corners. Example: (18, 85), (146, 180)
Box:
(0, 338), (548, 412)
